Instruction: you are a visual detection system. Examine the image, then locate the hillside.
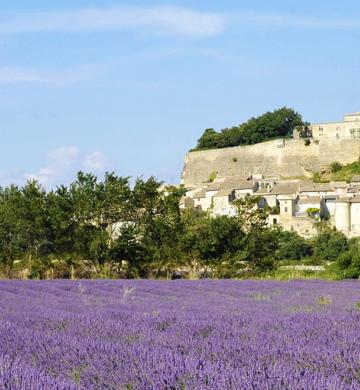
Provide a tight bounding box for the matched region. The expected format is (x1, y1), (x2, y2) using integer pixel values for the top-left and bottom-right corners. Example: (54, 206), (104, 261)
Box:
(313, 160), (360, 183)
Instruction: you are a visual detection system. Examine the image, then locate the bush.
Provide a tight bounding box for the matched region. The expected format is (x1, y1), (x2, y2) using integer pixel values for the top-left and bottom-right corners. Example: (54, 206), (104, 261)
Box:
(276, 231), (312, 260)
(208, 171), (218, 183)
(330, 161), (343, 173)
(306, 207), (320, 218)
(304, 139), (311, 146)
(313, 229), (348, 261)
(332, 242), (360, 279)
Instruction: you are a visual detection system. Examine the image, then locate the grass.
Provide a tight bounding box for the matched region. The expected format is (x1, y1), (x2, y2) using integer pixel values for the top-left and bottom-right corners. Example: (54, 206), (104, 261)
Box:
(313, 160), (360, 183)
(259, 267), (338, 281)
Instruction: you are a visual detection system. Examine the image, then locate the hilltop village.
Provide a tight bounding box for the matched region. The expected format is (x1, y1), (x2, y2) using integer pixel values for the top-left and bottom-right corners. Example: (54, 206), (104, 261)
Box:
(181, 112), (360, 238)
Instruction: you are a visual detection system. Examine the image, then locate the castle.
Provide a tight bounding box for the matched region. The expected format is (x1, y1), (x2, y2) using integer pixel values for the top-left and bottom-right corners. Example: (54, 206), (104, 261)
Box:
(310, 112), (360, 139)
(181, 112), (360, 237)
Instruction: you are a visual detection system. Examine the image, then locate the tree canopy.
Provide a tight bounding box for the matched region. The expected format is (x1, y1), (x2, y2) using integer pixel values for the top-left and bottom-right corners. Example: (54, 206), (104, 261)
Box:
(195, 107), (304, 150)
(0, 172), (358, 280)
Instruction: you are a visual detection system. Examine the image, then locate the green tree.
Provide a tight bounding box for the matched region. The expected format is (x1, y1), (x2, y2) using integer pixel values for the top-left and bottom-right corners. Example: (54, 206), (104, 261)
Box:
(196, 128), (221, 150)
(230, 196), (278, 276)
(276, 230), (313, 260)
(195, 107), (304, 150)
(333, 239), (360, 279)
(0, 186), (25, 276)
(313, 228), (348, 261)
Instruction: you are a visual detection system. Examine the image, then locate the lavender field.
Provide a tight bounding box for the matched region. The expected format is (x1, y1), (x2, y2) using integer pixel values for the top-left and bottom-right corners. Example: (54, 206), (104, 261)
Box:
(1, 280), (360, 389)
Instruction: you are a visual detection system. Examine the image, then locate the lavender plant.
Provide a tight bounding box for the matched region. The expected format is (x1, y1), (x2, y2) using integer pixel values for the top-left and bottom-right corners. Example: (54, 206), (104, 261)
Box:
(1, 280), (360, 389)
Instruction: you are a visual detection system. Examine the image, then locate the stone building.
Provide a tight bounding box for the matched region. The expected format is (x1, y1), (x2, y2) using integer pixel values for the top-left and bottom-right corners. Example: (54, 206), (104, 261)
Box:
(311, 112), (360, 139)
(334, 197), (360, 237)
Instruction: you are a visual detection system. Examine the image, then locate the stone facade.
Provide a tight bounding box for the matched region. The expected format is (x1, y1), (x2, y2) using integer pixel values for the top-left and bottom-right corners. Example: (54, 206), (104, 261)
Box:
(311, 112), (360, 139)
(182, 138), (360, 187)
(181, 111), (360, 237)
(183, 177), (360, 238)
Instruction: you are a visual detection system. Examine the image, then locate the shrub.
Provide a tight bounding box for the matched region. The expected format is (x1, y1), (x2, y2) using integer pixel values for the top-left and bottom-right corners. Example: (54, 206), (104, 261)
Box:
(304, 139), (311, 146)
(276, 231), (312, 260)
(317, 295), (332, 305)
(313, 229), (348, 261)
(208, 171), (218, 183)
(330, 161), (343, 173)
(306, 208), (320, 218)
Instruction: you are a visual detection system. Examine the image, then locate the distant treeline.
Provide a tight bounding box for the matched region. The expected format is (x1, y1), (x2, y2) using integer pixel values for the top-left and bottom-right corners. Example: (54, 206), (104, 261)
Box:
(194, 107), (304, 150)
(0, 172), (358, 280)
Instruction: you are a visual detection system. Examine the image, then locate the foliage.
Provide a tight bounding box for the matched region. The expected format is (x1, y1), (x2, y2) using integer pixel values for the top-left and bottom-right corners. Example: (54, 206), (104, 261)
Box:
(314, 159), (360, 183)
(0, 175), (283, 279)
(0, 172), (358, 280)
(312, 227), (348, 261)
(195, 107), (304, 150)
(208, 171), (218, 183)
(332, 239), (360, 279)
(306, 207), (320, 218)
(330, 161), (343, 173)
(276, 230), (313, 260)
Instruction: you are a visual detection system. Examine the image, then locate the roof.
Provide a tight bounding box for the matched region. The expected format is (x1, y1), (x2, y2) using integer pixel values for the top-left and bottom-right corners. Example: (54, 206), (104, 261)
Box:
(299, 183), (333, 193)
(349, 185), (360, 193)
(298, 196), (321, 205)
(255, 188), (272, 195)
(351, 175), (360, 182)
(194, 190), (206, 198)
(344, 112), (360, 117)
(221, 176), (255, 190)
(271, 182), (299, 195)
(335, 197), (360, 204)
(213, 189), (233, 197)
(336, 197), (351, 204)
(205, 182), (223, 191)
(330, 181), (348, 188)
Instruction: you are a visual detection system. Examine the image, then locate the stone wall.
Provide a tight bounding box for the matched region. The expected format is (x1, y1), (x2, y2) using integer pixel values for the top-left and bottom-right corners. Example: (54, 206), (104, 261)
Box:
(182, 139), (360, 186)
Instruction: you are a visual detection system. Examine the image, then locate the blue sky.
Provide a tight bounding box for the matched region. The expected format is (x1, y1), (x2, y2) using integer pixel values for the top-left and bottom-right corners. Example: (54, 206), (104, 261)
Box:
(1, 1), (360, 187)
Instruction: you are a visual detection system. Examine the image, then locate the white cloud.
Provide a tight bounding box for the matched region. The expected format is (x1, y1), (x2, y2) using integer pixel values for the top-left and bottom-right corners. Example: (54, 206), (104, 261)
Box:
(0, 6), (359, 39)
(0, 6), (226, 37)
(230, 12), (360, 30)
(0, 65), (101, 85)
(83, 151), (107, 171)
(48, 146), (80, 166)
(23, 146), (108, 188)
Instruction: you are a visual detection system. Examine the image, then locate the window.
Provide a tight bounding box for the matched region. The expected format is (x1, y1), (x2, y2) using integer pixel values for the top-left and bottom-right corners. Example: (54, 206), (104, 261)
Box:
(273, 219), (277, 225)
(285, 207), (288, 213)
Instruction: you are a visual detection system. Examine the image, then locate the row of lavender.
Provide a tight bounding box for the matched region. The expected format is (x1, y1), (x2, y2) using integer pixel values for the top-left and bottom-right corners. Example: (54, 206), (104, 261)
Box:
(1, 280), (360, 389)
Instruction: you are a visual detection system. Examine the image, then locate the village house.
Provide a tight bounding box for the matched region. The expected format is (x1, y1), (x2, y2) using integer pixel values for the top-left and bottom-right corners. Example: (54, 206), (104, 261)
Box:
(351, 175), (360, 187)
(296, 196), (321, 217)
(330, 181), (349, 196)
(212, 190), (236, 216)
(334, 197), (360, 236)
(298, 183), (334, 198)
(183, 168), (360, 238)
